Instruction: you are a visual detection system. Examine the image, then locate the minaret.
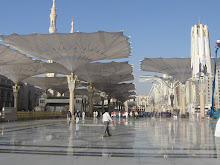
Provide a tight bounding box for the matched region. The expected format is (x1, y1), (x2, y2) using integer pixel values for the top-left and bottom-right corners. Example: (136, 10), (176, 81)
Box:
(47, 0), (57, 77)
(70, 17), (74, 33)
(49, 0), (57, 34)
(191, 19), (211, 78)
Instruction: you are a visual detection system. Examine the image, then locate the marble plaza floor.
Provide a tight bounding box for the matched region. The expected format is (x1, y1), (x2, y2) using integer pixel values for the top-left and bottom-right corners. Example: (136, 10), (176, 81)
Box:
(0, 117), (220, 165)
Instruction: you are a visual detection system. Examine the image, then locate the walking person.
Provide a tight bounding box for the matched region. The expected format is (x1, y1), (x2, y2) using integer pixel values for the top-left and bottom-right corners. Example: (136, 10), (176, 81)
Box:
(68, 110), (72, 125)
(215, 118), (220, 158)
(118, 111), (121, 118)
(82, 111), (85, 120)
(215, 118), (220, 137)
(102, 109), (113, 137)
(75, 110), (80, 124)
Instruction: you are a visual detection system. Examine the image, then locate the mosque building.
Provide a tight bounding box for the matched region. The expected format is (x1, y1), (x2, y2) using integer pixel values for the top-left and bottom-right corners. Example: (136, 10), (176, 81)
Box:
(0, 75), (43, 111)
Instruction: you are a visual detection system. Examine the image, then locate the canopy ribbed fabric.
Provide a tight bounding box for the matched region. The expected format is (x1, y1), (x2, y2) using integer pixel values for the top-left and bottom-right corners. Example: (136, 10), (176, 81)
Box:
(101, 74), (134, 84)
(0, 45), (34, 65)
(23, 77), (88, 91)
(140, 57), (192, 84)
(115, 92), (136, 101)
(94, 83), (135, 95)
(76, 61), (133, 83)
(93, 76), (134, 92)
(0, 31), (131, 72)
(23, 77), (68, 91)
(111, 91), (136, 98)
(50, 81), (88, 95)
(0, 62), (69, 84)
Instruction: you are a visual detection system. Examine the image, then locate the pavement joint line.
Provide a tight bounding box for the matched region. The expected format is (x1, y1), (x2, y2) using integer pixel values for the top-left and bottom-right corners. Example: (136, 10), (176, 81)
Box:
(0, 148), (217, 158)
(0, 143), (217, 151)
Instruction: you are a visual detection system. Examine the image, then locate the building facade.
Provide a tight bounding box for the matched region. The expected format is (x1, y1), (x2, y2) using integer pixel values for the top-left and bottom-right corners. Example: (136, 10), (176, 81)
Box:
(0, 75), (43, 111)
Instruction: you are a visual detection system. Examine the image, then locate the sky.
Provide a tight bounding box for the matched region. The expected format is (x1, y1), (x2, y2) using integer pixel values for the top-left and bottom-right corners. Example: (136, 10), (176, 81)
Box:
(1, 0), (220, 96)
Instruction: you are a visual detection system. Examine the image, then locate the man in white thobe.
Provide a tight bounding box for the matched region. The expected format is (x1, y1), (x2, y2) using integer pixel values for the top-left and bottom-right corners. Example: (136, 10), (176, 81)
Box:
(102, 110), (113, 137)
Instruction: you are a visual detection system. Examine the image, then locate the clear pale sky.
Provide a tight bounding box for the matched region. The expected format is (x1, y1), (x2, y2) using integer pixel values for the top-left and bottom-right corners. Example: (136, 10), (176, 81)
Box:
(1, 0), (220, 96)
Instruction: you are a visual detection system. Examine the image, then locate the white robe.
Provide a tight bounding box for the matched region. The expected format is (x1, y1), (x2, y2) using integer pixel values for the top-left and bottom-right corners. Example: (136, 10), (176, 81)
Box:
(215, 118), (220, 137)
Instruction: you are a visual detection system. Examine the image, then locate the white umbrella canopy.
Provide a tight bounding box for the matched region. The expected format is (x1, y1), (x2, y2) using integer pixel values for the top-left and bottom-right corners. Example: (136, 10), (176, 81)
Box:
(115, 94), (134, 103)
(0, 61), (69, 84)
(76, 61), (133, 83)
(94, 82), (135, 95)
(48, 84), (87, 96)
(23, 77), (68, 91)
(0, 31), (131, 73)
(90, 74), (134, 93)
(23, 76), (89, 93)
(96, 74), (134, 85)
(0, 44), (34, 65)
(112, 91), (136, 101)
(140, 57), (192, 84)
(111, 91), (136, 97)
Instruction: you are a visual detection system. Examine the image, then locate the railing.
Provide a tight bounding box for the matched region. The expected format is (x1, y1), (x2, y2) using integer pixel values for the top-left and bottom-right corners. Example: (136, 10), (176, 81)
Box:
(17, 111), (62, 120)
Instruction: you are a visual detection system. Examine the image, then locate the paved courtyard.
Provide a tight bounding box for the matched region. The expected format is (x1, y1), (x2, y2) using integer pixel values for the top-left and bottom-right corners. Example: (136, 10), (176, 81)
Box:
(0, 117), (220, 165)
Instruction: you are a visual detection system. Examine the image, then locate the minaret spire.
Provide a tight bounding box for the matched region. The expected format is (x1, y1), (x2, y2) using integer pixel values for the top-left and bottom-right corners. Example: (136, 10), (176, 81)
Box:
(49, 0), (57, 34)
(198, 17), (201, 28)
(70, 17), (74, 33)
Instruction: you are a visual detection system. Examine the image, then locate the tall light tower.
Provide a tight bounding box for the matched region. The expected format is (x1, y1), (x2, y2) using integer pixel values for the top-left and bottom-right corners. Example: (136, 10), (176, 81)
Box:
(191, 19), (211, 118)
(191, 18), (211, 78)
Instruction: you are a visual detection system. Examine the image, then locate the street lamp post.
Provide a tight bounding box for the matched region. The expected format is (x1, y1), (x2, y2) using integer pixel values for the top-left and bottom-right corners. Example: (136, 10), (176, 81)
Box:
(209, 40), (220, 118)
(181, 84), (186, 116)
(12, 84), (20, 109)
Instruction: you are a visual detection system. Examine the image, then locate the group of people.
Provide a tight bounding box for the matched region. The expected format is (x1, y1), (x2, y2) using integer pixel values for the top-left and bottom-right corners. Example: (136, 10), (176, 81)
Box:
(93, 111), (99, 118)
(68, 109), (113, 137)
(68, 110), (86, 124)
(67, 109), (220, 139)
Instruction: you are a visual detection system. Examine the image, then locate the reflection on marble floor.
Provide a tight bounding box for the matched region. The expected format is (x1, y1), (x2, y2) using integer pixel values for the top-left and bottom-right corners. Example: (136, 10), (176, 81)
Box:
(0, 117), (220, 164)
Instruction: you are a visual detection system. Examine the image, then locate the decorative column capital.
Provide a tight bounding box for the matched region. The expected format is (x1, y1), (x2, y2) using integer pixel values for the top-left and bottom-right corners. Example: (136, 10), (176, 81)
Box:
(87, 84), (95, 93)
(66, 73), (77, 89)
(12, 84), (20, 93)
(100, 91), (106, 98)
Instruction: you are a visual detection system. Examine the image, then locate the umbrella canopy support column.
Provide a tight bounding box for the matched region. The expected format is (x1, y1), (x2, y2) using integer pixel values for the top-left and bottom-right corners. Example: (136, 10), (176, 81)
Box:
(88, 84), (95, 117)
(67, 73), (77, 118)
(199, 73), (206, 119)
(88, 93), (93, 117)
(12, 84), (20, 109)
(100, 92), (106, 114)
(181, 84), (186, 116)
(107, 96), (111, 112)
(116, 101), (119, 111)
(170, 94), (174, 114)
(101, 97), (105, 113)
(119, 102), (122, 111)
